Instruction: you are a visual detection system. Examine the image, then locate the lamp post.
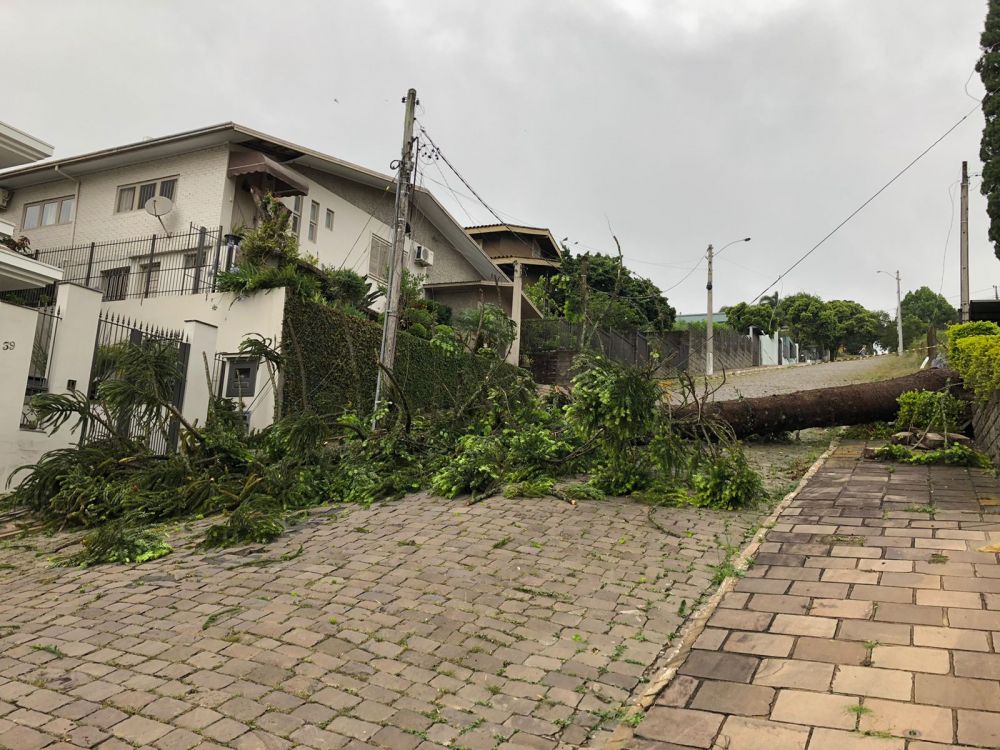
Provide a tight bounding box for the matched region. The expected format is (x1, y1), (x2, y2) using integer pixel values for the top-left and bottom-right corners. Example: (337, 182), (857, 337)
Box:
(876, 269), (903, 356)
(706, 236), (751, 376)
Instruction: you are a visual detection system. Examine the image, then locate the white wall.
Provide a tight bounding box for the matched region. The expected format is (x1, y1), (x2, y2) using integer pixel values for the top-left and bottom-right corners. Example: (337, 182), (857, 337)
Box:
(102, 288), (286, 430)
(0, 285), (103, 490)
(759, 332), (780, 366)
(0, 145), (230, 249)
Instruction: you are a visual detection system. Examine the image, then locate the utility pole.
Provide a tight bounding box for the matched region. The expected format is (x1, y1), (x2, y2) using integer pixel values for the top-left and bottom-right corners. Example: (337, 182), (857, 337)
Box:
(705, 244), (714, 376)
(894, 269), (903, 356)
(578, 255), (589, 349)
(374, 88), (417, 418)
(960, 160), (970, 322)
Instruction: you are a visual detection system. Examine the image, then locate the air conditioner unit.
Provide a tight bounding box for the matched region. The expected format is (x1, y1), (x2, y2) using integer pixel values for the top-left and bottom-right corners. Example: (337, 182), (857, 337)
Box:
(0, 188), (12, 210)
(414, 245), (434, 266)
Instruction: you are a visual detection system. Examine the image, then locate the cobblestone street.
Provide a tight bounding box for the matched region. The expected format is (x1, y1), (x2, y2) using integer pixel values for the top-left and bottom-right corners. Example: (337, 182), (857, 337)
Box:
(0, 494), (764, 750)
(619, 442), (1000, 750)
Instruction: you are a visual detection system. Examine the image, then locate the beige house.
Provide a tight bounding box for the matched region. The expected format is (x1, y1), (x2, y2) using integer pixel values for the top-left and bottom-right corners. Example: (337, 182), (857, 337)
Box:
(465, 224), (563, 287)
(0, 122), (539, 322)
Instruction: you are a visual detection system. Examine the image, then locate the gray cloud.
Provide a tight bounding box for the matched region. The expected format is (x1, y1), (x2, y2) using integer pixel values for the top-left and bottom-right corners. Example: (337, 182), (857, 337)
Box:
(6, 0), (996, 314)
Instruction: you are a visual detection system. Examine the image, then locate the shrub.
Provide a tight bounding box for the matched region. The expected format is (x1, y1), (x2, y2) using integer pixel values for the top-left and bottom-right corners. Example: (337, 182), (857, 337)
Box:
(946, 320), (1000, 358)
(951, 335), (1000, 401)
(873, 443), (991, 468)
(690, 450), (765, 510)
(896, 390), (966, 434)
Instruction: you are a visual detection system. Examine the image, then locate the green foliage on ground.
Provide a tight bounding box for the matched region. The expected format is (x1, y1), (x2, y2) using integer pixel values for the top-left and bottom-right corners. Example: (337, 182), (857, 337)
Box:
(896, 389), (967, 434)
(7, 317), (768, 564)
(946, 322), (1000, 401)
(872, 443), (992, 468)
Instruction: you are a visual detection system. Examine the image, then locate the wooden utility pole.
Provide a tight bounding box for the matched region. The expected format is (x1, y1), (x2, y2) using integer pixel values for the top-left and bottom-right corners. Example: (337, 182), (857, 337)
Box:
(374, 88), (417, 416)
(578, 256), (589, 349)
(960, 160), (970, 322)
(705, 244), (715, 376)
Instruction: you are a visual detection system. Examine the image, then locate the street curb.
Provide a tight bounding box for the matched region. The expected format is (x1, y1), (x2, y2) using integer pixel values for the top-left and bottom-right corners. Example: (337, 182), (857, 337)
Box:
(602, 433), (843, 750)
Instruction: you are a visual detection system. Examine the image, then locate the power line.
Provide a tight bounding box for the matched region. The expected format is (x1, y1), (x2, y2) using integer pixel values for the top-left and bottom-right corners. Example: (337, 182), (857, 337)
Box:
(415, 120), (541, 261)
(748, 100), (982, 304)
(662, 256), (705, 293)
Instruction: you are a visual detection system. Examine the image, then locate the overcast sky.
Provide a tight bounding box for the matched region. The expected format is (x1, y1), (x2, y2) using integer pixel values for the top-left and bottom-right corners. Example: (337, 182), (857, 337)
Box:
(6, 0), (999, 315)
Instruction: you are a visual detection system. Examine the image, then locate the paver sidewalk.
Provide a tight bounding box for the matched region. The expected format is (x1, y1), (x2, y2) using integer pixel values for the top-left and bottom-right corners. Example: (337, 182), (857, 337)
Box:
(623, 441), (1000, 750)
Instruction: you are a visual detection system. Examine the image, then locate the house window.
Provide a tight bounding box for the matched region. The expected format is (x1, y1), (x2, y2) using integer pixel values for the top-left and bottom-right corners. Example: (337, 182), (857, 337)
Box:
(101, 267), (130, 301)
(22, 196), (75, 230)
(290, 196), (302, 235)
(325, 209), (335, 231)
(224, 357), (258, 398)
(308, 201), (319, 242)
(368, 235), (390, 280)
(139, 262), (161, 296)
(115, 176), (179, 213)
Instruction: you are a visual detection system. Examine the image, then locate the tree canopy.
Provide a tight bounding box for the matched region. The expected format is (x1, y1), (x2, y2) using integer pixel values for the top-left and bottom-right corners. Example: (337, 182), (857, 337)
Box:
(979, 0), (1000, 260)
(722, 300), (779, 335)
(526, 250), (676, 334)
(900, 286), (958, 327)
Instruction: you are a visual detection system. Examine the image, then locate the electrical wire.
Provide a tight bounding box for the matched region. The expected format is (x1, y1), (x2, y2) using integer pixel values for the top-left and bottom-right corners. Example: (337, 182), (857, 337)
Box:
(415, 120), (541, 259)
(939, 179), (960, 293)
(748, 100), (983, 304)
(662, 256), (705, 293)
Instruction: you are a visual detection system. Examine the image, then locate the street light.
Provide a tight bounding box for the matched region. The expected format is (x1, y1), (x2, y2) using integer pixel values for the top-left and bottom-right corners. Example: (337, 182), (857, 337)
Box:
(706, 237), (751, 376)
(876, 269), (903, 356)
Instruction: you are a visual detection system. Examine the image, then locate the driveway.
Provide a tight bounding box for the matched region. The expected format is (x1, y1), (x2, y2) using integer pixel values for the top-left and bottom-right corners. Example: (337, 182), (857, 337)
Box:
(0, 493), (766, 750)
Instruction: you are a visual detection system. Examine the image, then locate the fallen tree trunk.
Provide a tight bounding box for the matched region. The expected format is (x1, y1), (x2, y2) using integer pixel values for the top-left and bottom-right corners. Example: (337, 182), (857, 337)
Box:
(673, 368), (963, 438)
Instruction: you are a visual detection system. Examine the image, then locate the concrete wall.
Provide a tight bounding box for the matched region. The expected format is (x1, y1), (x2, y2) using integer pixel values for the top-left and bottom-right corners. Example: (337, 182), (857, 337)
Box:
(1, 146), (230, 248)
(973, 392), (1000, 468)
(0, 284), (103, 489)
(759, 333), (780, 367)
(101, 288), (286, 430)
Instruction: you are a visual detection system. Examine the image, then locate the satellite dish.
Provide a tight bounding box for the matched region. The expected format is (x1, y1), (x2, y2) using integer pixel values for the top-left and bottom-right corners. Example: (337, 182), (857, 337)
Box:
(145, 196), (173, 216)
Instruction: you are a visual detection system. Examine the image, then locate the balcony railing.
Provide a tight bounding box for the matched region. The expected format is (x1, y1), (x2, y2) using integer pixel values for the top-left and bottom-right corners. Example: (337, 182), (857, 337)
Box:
(22, 225), (228, 303)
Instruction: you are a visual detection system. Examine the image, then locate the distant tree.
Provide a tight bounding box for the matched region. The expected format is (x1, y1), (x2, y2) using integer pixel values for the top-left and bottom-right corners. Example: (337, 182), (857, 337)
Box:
(900, 286), (958, 327)
(826, 299), (880, 355)
(978, 0), (1000, 260)
(776, 293), (837, 353)
(874, 310), (925, 351)
(723, 301), (779, 335)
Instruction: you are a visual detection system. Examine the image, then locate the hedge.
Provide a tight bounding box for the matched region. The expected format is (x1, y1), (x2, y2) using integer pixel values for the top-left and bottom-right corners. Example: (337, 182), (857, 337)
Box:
(281, 297), (521, 416)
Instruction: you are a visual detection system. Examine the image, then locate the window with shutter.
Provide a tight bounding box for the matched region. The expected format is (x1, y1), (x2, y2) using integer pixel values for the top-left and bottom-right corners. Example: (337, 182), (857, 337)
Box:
(368, 235), (390, 280)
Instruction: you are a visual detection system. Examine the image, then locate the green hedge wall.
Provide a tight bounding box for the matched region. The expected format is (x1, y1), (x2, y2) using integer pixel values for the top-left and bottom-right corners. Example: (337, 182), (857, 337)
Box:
(282, 297), (520, 415)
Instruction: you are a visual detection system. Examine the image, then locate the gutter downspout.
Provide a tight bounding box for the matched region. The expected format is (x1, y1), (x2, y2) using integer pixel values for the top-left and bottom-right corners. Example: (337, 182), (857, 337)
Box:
(53, 165), (81, 246)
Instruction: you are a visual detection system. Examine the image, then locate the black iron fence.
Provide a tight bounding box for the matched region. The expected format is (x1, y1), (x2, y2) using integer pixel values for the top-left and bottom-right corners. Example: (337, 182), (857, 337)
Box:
(85, 313), (190, 453)
(26, 226), (225, 302)
(18, 305), (61, 429)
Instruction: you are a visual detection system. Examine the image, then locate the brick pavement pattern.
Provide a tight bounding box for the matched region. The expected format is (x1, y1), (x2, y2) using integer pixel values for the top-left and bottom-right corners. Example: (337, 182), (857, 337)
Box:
(0, 493), (761, 750)
(625, 442), (1000, 750)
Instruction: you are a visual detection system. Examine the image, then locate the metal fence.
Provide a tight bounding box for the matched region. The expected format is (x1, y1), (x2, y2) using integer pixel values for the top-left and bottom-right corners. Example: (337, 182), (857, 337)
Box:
(27, 225), (225, 302)
(521, 319), (652, 365)
(19, 305), (61, 429)
(85, 313), (190, 453)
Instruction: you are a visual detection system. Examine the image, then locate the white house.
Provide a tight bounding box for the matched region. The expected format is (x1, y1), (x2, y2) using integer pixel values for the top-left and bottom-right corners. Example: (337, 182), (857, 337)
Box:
(0, 122), (538, 321)
(0, 123), (540, 409)
(0, 124), (539, 484)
